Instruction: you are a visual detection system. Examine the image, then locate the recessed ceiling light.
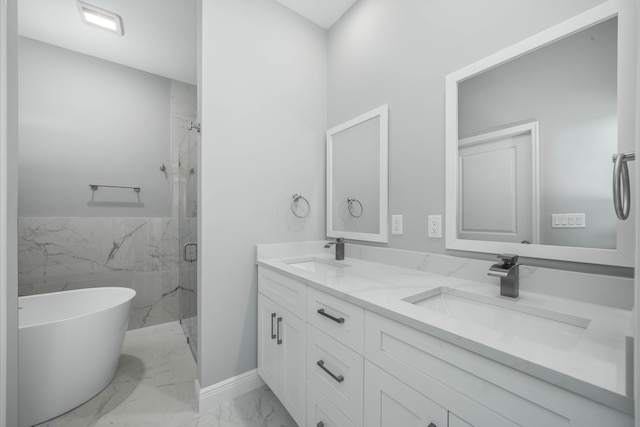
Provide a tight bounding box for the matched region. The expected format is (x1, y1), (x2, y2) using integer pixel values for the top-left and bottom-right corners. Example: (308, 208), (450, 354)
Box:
(77, 1), (124, 36)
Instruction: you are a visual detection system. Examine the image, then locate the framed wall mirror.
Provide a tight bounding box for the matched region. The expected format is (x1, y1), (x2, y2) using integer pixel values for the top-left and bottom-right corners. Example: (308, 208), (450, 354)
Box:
(445, 0), (636, 267)
(327, 105), (389, 243)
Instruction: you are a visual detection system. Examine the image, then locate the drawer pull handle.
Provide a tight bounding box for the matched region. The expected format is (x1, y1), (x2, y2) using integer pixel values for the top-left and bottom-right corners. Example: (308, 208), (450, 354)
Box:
(317, 423), (324, 427)
(277, 317), (283, 345)
(317, 360), (344, 383)
(270, 313), (276, 339)
(317, 308), (345, 324)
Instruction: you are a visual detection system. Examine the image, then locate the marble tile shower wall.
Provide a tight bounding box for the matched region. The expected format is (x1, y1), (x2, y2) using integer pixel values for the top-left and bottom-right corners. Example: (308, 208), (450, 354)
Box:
(18, 217), (180, 330)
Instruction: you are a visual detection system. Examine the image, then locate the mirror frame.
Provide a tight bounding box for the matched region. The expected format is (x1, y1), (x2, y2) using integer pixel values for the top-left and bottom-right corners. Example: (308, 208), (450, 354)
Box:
(445, 0), (635, 267)
(327, 104), (389, 243)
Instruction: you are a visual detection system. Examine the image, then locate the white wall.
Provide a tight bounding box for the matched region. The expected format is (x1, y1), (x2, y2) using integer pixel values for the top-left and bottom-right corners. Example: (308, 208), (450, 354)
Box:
(634, 2), (640, 422)
(0, 0), (19, 424)
(18, 37), (172, 217)
(327, 0), (633, 271)
(199, 0), (326, 387)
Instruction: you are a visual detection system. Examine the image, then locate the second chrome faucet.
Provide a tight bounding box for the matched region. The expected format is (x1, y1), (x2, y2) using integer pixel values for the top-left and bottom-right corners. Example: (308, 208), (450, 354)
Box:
(487, 254), (520, 298)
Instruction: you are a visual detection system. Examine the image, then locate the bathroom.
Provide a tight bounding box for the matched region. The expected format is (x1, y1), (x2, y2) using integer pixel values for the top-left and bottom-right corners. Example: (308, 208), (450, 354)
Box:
(1, 0), (639, 425)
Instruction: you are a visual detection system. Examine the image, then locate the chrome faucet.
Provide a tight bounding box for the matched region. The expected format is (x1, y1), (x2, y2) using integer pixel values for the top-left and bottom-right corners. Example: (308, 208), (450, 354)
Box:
(324, 238), (345, 260)
(487, 254), (520, 298)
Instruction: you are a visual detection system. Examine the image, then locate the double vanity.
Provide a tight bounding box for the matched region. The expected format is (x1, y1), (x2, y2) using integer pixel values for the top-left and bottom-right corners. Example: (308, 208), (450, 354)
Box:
(258, 3), (637, 425)
(256, 242), (633, 427)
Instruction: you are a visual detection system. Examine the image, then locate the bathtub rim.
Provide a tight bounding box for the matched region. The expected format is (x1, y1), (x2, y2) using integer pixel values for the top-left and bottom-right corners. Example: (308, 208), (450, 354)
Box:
(19, 287), (136, 329)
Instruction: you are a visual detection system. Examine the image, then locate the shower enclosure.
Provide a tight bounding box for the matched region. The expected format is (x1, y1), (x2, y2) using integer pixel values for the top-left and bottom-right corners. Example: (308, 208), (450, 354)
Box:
(175, 83), (198, 360)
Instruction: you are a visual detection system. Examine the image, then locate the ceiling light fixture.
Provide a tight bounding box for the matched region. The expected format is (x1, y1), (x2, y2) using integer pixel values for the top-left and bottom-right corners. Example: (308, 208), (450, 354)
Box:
(77, 1), (124, 36)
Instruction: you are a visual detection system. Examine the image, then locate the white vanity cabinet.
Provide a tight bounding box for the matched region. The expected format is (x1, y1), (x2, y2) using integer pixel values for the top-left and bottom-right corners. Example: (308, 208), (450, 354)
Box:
(257, 269), (307, 426)
(257, 263), (632, 427)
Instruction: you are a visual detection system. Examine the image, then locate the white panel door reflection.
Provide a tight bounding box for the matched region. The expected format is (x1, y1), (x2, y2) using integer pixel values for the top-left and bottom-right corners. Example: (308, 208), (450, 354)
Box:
(457, 123), (539, 244)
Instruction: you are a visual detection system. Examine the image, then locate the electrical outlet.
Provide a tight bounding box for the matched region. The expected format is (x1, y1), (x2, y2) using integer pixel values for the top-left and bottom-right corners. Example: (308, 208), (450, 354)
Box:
(391, 215), (403, 235)
(428, 215), (442, 238)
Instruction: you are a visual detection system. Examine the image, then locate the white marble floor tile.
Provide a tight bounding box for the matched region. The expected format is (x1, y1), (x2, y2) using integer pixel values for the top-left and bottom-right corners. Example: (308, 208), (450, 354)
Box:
(34, 321), (297, 427)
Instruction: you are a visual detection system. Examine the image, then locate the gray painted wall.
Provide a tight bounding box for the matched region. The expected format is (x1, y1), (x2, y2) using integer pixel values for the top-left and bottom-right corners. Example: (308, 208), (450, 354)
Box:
(1, 0), (19, 424)
(327, 0), (621, 267)
(635, 0), (640, 413)
(18, 37), (172, 218)
(199, 0), (326, 388)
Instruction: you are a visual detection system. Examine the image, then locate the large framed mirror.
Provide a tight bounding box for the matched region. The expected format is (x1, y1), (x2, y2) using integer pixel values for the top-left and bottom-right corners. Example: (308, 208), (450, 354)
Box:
(327, 105), (389, 243)
(445, 0), (636, 267)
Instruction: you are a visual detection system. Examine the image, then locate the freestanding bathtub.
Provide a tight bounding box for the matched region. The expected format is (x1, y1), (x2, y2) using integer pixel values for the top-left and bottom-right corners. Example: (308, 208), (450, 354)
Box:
(18, 287), (136, 427)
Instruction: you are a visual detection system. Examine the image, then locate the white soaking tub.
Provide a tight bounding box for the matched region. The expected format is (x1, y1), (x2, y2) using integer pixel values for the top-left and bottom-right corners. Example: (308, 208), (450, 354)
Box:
(18, 287), (135, 427)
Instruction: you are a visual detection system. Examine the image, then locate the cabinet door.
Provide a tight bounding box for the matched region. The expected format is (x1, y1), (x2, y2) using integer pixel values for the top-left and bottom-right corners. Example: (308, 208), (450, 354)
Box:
(257, 293), (279, 390)
(449, 413), (473, 427)
(279, 306), (307, 426)
(365, 361), (447, 427)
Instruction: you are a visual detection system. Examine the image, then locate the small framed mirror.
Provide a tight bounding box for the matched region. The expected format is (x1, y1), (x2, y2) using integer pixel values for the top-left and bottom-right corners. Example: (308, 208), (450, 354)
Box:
(445, 1), (636, 266)
(327, 105), (389, 243)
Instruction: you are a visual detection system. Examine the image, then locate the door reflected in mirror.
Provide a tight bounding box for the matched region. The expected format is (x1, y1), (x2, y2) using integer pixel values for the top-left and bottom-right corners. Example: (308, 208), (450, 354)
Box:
(445, 1), (636, 266)
(458, 17), (617, 250)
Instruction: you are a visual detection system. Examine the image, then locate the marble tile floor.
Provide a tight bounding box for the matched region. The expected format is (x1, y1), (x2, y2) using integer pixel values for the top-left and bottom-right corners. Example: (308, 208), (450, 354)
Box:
(35, 321), (297, 427)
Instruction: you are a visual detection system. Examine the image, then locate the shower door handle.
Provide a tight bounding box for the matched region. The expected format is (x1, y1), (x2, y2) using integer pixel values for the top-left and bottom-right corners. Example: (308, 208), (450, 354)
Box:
(183, 242), (198, 262)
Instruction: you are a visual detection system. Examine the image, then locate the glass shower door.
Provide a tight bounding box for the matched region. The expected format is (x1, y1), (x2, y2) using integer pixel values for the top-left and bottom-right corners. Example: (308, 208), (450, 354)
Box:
(179, 120), (198, 360)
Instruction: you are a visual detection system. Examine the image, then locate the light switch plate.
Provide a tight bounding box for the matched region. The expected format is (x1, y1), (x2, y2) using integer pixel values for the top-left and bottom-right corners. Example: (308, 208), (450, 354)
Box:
(391, 215), (403, 235)
(551, 213), (586, 228)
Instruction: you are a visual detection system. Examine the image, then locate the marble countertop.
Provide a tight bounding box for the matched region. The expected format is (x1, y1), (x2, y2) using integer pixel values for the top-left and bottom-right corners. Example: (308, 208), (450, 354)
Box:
(257, 252), (633, 415)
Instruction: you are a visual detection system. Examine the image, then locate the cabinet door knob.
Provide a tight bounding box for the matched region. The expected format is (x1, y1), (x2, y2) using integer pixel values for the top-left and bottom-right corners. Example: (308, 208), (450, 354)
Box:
(270, 313), (276, 339)
(276, 317), (283, 345)
(317, 360), (344, 383)
(428, 423), (436, 427)
(317, 422), (324, 427)
(317, 308), (345, 324)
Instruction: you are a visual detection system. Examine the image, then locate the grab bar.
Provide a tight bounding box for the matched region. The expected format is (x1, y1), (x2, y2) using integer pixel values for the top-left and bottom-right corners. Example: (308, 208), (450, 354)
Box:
(612, 152), (635, 220)
(90, 184), (141, 193)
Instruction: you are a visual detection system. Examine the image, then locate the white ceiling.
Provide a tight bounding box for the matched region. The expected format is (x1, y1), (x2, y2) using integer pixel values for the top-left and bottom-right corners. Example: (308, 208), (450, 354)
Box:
(275, 0), (358, 29)
(18, 0), (197, 85)
(17, 0), (356, 85)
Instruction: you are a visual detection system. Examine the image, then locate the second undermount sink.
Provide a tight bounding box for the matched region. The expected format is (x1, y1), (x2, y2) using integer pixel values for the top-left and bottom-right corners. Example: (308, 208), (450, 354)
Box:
(403, 287), (591, 350)
(286, 257), (350, 273)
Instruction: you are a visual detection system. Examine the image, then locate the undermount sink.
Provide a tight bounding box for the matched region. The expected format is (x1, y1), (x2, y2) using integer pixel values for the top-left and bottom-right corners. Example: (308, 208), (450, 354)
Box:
(404, 287), (590, 350)
(286, 257), (350, 273)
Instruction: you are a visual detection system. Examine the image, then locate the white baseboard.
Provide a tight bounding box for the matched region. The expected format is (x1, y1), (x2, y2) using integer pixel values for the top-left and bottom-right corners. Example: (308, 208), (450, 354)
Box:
(195, 369), (265, 413)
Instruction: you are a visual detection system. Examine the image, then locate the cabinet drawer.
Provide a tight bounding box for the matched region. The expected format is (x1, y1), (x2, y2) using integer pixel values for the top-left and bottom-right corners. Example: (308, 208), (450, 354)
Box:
(365, 361), (447, 427)
(307, 287), (364, 353)
(307, 325), (363, 427)
(258, 267), (306, 320)
(307, 384), (357, 427)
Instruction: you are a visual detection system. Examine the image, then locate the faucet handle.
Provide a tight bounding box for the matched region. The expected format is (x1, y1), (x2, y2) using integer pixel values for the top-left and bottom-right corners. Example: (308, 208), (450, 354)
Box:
(497, 254), (518, 266)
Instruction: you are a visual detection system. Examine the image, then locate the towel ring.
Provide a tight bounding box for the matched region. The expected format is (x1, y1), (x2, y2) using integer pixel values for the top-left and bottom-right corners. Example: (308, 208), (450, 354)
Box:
(291, 194), (310, 218)
(347, 197), (363, 218)
(613, 152), (635, 220)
